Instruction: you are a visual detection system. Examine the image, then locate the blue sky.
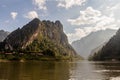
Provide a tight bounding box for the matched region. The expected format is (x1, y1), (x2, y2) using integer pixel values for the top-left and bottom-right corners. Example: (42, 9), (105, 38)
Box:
(1, 0), (120, 43)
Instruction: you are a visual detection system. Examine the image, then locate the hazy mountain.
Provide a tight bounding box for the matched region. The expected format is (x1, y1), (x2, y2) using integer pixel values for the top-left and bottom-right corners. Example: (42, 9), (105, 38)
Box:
(72, 29), (117, 59)
(0, 30), (9, 42)
(88, 42), (106, 60)
(89, 28), (120, 61)
(0, 18), (79, 60)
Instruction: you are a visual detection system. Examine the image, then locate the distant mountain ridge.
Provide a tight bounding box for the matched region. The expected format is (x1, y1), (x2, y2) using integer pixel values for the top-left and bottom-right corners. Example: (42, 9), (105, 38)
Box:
(0, 30), (9, 42)
(89, 42), (106, 60)
(0, 18), (79, 60)
(89, 28), (120, 61)
(72, 29), (117, 59)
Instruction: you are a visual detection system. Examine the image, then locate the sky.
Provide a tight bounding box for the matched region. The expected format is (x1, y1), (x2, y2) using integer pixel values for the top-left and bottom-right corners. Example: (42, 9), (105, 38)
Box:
(1, 0), (120, 43)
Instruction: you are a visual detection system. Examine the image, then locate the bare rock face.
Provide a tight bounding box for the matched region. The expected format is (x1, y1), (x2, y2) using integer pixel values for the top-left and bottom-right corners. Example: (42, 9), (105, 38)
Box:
(1, 18), (77, 57)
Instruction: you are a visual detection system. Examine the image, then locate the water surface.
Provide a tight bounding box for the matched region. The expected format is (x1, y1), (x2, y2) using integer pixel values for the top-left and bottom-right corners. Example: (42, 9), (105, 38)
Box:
(0, 61), (120, 80)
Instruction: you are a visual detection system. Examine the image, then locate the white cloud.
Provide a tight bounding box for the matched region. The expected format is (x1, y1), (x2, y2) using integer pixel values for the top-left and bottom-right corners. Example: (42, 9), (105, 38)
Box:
(67, 28), (86, 43)
(57, 0), (86, 9)
(25, 11), (39, 19)
(10, 12), (18, 20)
(67, 7), (120, 43)
(103, 4), (120, 17)
(68, 7), (102, 25)
(68, 7), (119, 29)
(67, 24), (119, 43)
(33, 0), (47, 10)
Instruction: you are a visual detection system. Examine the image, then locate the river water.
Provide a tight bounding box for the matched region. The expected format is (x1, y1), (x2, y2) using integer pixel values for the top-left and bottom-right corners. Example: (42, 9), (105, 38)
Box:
(0, 60), (120, 80)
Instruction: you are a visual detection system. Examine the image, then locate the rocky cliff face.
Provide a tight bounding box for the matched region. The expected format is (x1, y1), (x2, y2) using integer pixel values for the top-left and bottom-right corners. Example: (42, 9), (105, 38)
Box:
(89, 28), (120, 61)
(4, 18), (40, 49)
(1, 18), (77, 57)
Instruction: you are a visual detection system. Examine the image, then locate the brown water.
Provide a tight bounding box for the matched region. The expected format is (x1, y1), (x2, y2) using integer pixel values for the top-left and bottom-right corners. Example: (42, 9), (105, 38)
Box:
(0, 60), (120, 80)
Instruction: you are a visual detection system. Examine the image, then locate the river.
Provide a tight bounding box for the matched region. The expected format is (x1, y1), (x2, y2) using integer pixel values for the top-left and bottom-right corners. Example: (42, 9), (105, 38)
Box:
(0, 60), (120, 80)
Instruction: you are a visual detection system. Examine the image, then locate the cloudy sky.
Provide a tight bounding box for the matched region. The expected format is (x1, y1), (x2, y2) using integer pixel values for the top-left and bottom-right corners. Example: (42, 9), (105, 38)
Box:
(1, 0), (120, 43)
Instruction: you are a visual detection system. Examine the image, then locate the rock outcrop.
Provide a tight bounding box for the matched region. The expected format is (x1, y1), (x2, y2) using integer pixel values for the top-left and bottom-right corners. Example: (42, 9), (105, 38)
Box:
(0, 18), (77, 59)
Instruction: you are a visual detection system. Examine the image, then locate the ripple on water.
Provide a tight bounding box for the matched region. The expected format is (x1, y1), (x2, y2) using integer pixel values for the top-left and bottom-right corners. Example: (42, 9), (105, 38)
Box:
(110, 76), (120, 80)
(93, 70), (120, 73)
(69, 78), (78, 80)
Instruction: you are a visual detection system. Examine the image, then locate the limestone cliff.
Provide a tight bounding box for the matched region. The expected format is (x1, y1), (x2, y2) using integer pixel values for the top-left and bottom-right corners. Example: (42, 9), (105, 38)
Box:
(0, 18), (77, 59)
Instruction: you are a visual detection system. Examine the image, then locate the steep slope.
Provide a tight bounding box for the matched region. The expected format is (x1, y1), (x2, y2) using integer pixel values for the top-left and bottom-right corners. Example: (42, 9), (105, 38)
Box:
(0, 18), (78, 60)
(0, 30), (9, 42)
(90, 28), (120, 61)
(72, 29), (117, 59)
(88, 42), (106, 60)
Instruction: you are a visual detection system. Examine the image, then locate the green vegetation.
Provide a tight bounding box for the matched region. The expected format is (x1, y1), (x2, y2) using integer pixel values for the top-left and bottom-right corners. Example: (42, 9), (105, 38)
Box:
(0, 38), (73, 61)
(0, 53), (73, 61)
(89, 30), (120, 61)
(25, 38), (68, 56)
(0, 18), (78, 61)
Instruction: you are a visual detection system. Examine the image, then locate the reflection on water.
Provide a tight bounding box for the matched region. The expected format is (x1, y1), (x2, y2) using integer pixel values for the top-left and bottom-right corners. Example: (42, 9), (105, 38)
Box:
(0, 61), (120, 80)
(0, 61), (70, 80)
